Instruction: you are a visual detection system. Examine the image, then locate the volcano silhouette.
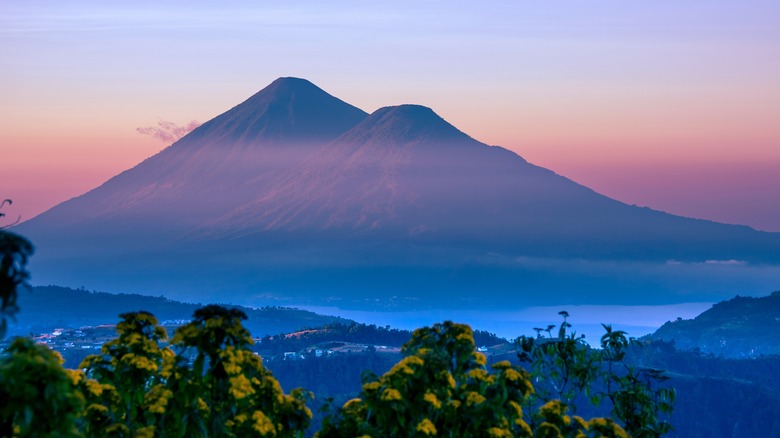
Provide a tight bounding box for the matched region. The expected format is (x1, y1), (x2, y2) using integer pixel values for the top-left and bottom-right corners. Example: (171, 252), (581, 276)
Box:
(16, 78), (780, 308)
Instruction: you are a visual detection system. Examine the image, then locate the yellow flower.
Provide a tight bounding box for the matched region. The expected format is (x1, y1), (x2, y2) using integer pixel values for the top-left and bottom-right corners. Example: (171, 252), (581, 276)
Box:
(423, 392), (442, 409)
(197, 397), (209, 412)
(86, 403), (108, 415)
(589, 417), (607, 428)
(539, 400), (565, 419)
(416, 418), (437, 436)
(456, 333), (473, 343)
(223, 360), (242, 375)
(389, 356), (424, 376)
(474, 353), (487, 366)
(536, 422), (561, 437)
(363, 381), (382, 392)
(123, 354), (158, 373)
(468, 369), (488, 381)
(487, 427), (512, 437)
(144, 387), (172, 414)
(125, 333), (142, 345)
(135, 426), (155, 438)
(252, 410), (277, 436)
(105, 424), (130, 436)
(491, 360), (512, 370)
(65, 369), (83, 386)
(509, 400), (523, 418)
(503, 368), (523, 382)
(381, 388), (402, 402)
(84, 379), (104, 397)
(263, 376), (283, 398)
(229, 374), (255, 399)
(465, 391), (486, 406)
(343, 398), (362, 409)
(516, 419), (533, 437)
(445, 372), (456, 389)
(587, 418), (629, 438)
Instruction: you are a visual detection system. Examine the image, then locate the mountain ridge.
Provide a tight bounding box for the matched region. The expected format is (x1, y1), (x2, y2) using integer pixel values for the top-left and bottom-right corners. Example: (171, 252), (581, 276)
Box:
(648, 291), (780, 358)
(14, 77), (780, 308)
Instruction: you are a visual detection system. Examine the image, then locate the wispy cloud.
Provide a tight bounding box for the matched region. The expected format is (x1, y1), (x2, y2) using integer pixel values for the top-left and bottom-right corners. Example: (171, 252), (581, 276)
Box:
(137, 119), (201, 143)
(704, 259), (747, 266)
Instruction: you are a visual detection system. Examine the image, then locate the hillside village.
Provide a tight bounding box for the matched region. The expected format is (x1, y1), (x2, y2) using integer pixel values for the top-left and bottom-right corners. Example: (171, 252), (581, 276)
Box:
(1, 323), (514, 370)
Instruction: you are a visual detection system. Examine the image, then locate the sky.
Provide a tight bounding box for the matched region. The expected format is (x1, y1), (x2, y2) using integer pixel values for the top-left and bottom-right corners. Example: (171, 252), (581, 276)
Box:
(2, 1), (779, 231)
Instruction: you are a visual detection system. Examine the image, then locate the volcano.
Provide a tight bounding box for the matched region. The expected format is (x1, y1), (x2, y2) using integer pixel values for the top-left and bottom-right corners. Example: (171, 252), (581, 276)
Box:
(16, 78), (780, 308)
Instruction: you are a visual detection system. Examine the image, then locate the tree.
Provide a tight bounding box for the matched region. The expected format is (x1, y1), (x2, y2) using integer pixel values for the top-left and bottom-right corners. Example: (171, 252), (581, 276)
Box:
(516, 315), (675, 437)
(79, 311), (174, 437)
(0, 337), (84, 437)
(517, 311), (599, 409)
(164, 305), (312, 437)
(318, 321), (628, 438)
(0, 199), (34, 339)
(600, 325), (675, 438)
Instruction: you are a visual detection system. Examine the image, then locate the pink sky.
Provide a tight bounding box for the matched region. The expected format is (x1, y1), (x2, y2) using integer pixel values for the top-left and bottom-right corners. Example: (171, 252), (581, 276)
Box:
(2, 1), (779, 231)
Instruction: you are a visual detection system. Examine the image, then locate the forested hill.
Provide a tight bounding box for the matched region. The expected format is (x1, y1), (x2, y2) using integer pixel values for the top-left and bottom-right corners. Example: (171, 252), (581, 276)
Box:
(10, 285), (349, 337)
(255, 322), (508, 357)
(648, 291), (780, 358)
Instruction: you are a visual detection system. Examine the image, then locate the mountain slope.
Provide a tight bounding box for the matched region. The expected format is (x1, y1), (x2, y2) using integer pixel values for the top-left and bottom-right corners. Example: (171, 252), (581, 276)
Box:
(14, 78), (780, 308)
(193, 104), (778, 262)
(648, 291), (780, 358)
(18, 77), (367, 248)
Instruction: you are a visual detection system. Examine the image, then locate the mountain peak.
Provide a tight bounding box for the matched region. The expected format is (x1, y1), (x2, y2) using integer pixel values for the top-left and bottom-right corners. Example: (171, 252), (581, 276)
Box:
(266, 76), (320, 90)
(372, 104), (452, 126)
(183, 77), (368, 146)
(338, 104), (473, 145)
(259, 77), (330, 100)
(17, 78), (780, 311)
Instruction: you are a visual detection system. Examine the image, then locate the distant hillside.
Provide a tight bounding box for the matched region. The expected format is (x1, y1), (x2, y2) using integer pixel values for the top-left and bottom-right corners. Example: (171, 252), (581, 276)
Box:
(624, 340), (780, 437)
(9, 285), (350, 337)
(648, 291), (780, 358)
(254, 322), (508, 358)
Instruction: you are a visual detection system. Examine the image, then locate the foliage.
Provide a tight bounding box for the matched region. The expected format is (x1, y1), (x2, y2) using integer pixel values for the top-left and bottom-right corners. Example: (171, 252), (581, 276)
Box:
(0, 337), (84, 437)
(4, 304), (312, 437)
(79, 311), (174, 437)
(600, 325), (675, 438)
(516, 313), (675, 438)
(265, 350), (400, 434)
(0, 221), (660, 437)
(318, 321), (628, 438)
(516, 311), (598, 407)
(0, 199), (34, 339)
(163, 305), (312, 437)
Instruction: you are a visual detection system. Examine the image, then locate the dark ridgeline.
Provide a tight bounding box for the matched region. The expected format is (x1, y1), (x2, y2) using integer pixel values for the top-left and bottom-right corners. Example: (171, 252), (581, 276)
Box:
(648, 290), (780, 358)
(14, 78), (780, 307)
